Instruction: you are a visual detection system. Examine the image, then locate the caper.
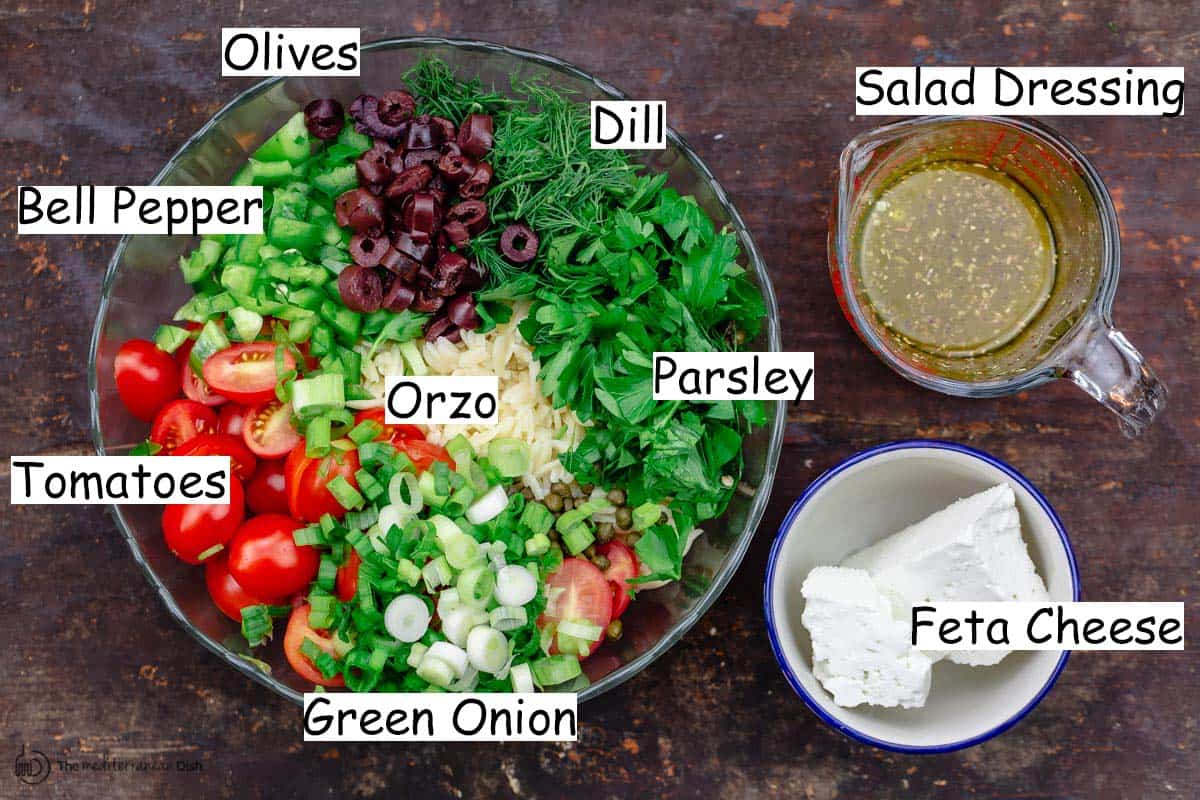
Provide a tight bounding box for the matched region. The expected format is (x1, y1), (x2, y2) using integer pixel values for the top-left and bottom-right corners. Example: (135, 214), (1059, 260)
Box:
(597, 522), (615, 543)
(553, 482), (571, 497)
(607, 488), (627, 505)
(521, 487), (534, 500)
(626, 532), (641, 546)
(584, 545), (597, 558)
(581, 484), (595, 494)
(615, 506), (633, 529)
(606, 619), (623, 641)
(570, 480), (582, 495)
(561, 497), (573, 512)
(545, 492), (563, 512)
(593, 554), (610, 570)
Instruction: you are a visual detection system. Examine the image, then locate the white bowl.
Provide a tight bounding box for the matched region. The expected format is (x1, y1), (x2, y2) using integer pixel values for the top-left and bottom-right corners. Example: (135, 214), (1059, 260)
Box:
(764, 440), (1079, 753)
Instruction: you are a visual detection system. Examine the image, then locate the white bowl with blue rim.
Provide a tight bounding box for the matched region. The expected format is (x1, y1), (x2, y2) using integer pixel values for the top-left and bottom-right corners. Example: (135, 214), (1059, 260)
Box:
(764, 440), (1080, 753)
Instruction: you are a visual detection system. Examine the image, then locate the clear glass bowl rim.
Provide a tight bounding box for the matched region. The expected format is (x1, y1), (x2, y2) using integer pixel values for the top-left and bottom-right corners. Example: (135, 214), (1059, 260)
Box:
(831, 114), (1121, 397)
(88, 36), (786, 705)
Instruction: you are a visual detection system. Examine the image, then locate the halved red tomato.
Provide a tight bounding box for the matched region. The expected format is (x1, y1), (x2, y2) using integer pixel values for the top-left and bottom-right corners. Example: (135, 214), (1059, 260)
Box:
(283, 603), (345, 687)
(176, 336), (227, 407)
(539, 557), (613, 659)
(353, 407), (423, 446)
(114, 339), (180, 422)
(203, 342), (296, 405)
(598, 541), (639, 618)
(245, 458), (289, 515)
(161, 477), (245, 564)
(397, 438), (454, 474)
(284, 442), (360, 523)
(205, 552), (265, 622)
(173, 433), (257, 481)
(217, 403), (251, 438)
(242, 399), (301, 458)
(335, 549), (361, 602)
(150, 399), (218, 452)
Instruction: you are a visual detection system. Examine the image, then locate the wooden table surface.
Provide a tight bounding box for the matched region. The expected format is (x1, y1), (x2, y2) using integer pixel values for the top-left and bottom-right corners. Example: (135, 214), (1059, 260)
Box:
(2, 1), (1197, 797)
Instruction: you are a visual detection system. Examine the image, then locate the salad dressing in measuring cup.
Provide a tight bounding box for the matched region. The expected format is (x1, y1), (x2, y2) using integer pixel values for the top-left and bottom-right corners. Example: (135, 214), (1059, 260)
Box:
(830, 116), (1166, 436)
(856, 161), (1056, 358)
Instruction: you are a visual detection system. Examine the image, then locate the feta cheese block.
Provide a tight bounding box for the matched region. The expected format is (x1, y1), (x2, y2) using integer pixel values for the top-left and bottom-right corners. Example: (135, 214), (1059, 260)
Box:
(842, 484), (1049, 666)
(800, 566), (932, 709)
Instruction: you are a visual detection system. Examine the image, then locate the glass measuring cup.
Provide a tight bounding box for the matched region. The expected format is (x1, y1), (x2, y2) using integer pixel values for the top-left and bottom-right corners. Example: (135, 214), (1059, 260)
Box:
(829, 116), (1166, 436)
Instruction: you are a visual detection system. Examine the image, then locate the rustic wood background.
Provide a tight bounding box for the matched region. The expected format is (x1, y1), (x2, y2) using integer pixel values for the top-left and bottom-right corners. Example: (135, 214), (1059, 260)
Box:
(2, 1), (1197, 797)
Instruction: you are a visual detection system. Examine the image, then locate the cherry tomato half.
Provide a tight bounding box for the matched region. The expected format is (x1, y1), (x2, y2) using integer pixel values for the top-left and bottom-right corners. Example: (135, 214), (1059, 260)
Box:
(335, 549), (361, 602)
(150, 399), (218, 452)
(161, 477), (245, 564)
(353, 407), (423, 446)
(176, 338), (228, 407)
(283, 604), (345, 687)
(246, 459), (289, 515)
(173, 432), (257, 481)
(284, 443), (361, 523)
(205, 552), (265, 622)
(242, 399), (301, 459)
(540, 557), (614, 659)
(217, 403), (251, 438)
(114, 339), (180, 422)
(598, 541), (639, 619)
(227, 513), (318, 602)
(203, 342), (297, 405)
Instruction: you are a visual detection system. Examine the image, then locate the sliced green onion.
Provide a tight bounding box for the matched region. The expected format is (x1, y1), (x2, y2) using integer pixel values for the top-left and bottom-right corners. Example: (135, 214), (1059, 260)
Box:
(396, 558), (421, 587)
(355, 468), (384, 503)
(444, 434), (474, 467)
(489, 605), (528, 632)
(441, 607), (487, 648)
(524, 533), (551, 557)
(421, 556), (453, 592)
(456, 565), (495, 608)
(293, 525), (326, 547)
(558, 619), (603, 642)
(487, 437), (530, 478)
(465, 485), (508, 525)
(291, 373), (345, 419)
(240, 605), (274, 647)
(429, 515), (464, 547)
(307, 593), (337, 629)
(445, 535), (481, 571)
(189, 318), (231, 374)
(510, 662), (536, 693)
(327, 475), (364, 511)
(197, 543), (224, 562)
(415, 655), (454, 688)
(495, 564), (538, 607)
(418, 470), (447, 508)
(398, 339), (427, 376)
(388, 472), (423, 516)
(383, 594), (431, 643)
(348, 419), (382, 445)
(427, 642), (469, 679)
(406, 642), (429, 670)
(305, 415), (332, 458)
(465, 626), (509, 674)
(519, 502), (553, 537)
(561, 524), (595, 556)
(316, 556), (338, 592)
(530, 655), (583, 687)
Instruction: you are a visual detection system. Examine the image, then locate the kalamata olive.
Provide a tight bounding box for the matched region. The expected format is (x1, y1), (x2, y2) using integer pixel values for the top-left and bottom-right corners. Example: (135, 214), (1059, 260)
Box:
(390, 230), (435, 265)
(349, 232), (389, 267)
(303, 98), (344, 140)
(446, 293), (482, 330)
(457, 113), (494, 158)
(402, 148), (440, 171)
(437, 151), (476, 185)
(431, 116), (457, 142)
(416, 263), (435, 284)
(349, 94), (407, 141)
(426, 173), (451, 207)
(458, 162), (493, 199)
(378, 90), (416, 125)
(335, 189), (385, 233)
(382, 279), (416, 312)
(384, 164), (433, 203)
(379, 247), (421, 281)
(440, 141), (462, 157)
(461, 258), (488, 291)
(448, 200), (489, 236)
(424, 316), (459, 342)
(405, 115), (444, 150)
(431, 253), (469, 296)
(443, 220), (471, 249)
(337, 265), (383, 313)
(401, 192), (442, 241)
(412, 289), (445, 314)
(500, 223), (539, 264)
(356, 148), (392, 186)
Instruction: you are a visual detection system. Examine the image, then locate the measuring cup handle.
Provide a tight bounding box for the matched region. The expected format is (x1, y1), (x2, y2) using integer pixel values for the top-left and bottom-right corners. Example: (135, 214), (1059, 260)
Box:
(1060, 317), (1167, 437)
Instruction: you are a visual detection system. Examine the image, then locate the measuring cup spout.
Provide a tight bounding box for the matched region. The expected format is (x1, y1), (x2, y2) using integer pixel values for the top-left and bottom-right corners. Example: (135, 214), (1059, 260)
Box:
(1059, 316), (1167, 437)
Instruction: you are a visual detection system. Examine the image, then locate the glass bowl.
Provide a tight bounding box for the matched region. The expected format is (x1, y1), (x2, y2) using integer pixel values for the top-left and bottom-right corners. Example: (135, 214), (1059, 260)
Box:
(88, 37), (784, 704)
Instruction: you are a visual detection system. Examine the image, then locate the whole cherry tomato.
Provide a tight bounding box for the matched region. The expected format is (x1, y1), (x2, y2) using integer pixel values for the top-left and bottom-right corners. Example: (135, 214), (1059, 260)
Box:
(205, 552), (265, 622)
(245, 459), (289, 515)
(227, 513), (318, 601)
(161, 477), (245, 564)
(114, 339), (180, 422)
(172, 432), (257, 481)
